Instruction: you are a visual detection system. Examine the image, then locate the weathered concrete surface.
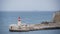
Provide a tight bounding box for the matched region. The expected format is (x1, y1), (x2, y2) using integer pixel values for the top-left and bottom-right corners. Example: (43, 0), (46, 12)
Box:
(9, 22), (60, 32)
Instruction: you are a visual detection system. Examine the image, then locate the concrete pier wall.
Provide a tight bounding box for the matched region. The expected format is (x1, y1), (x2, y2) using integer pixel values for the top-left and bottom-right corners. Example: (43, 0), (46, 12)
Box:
(9, 11), (60, 32)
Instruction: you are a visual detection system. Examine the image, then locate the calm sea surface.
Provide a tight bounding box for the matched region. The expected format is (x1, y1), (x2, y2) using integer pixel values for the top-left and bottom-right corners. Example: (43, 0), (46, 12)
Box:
(0, 11), (60, 34)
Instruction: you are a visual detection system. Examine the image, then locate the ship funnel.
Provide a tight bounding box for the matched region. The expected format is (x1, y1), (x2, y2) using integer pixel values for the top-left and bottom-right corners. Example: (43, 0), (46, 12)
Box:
(18, 17), (21, 26)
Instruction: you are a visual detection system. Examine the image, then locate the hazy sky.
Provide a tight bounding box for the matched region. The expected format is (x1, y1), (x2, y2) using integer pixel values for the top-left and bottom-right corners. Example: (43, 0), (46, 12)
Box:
(0, 0), (60, 11)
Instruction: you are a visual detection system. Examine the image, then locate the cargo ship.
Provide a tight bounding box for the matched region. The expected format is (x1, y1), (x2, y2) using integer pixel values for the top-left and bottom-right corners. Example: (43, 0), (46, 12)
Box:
(9, 11), (60, 32)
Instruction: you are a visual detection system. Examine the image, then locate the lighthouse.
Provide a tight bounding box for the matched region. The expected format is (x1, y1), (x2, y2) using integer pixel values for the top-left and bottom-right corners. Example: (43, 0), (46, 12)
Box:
(18, 17), (21, 26)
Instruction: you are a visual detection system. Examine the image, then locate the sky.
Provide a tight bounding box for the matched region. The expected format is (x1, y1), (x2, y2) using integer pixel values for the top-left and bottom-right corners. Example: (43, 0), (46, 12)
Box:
(0, 0), (60, 11)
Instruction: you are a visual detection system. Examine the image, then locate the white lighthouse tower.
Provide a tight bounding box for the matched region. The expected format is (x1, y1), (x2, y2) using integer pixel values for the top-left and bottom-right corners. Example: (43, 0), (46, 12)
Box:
(18, 17), (21, 26)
